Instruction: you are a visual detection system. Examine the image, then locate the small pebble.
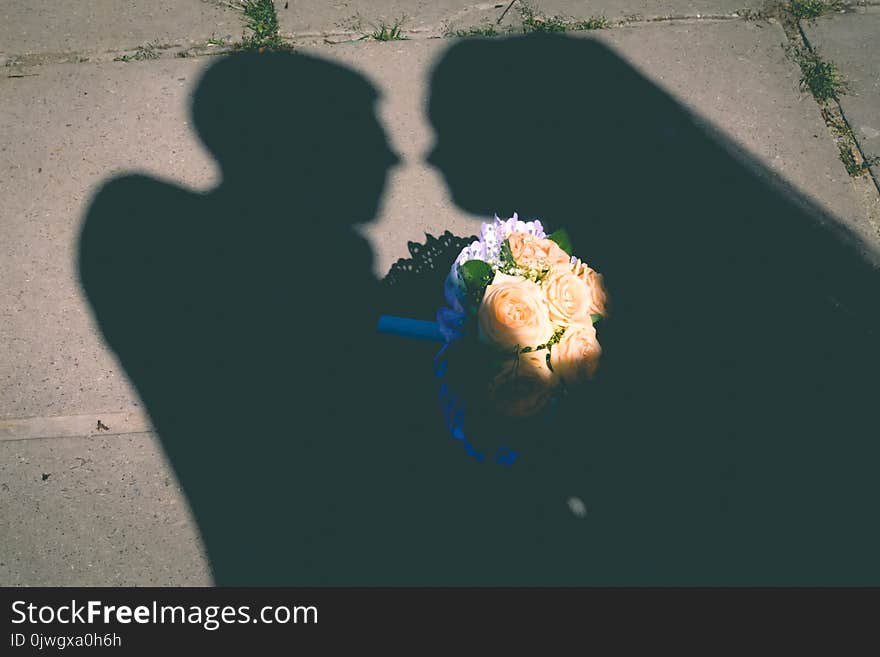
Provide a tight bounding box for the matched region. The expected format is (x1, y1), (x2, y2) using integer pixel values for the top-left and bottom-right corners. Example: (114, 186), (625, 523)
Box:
(567, 496), (587, 518)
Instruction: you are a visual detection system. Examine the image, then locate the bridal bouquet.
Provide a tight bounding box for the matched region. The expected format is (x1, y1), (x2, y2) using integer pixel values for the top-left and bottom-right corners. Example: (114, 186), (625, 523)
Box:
(437, 214), (608, 420)
(377, 213), (608, 463)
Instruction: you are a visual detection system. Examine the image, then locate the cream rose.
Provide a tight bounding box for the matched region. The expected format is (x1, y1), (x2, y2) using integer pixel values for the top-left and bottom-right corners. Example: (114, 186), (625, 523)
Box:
(572, 258), (609, 318)
(478, 273), (555, 350)
(489, 350), (558, 418)
(542, 266), (593, 327)
(507, 232), (570, 270)
(550, 323), (602, 385)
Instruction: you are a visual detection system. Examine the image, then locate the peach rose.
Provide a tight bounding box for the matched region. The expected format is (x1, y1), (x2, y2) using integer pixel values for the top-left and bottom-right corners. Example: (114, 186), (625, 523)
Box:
(572, 258), (609, 318)
(542, 266), (593, 327)
(478, 273), (554, 350)
(489, 350), (558, 418)
(550, 323), (602, 385)
(507, 232), (570, 270)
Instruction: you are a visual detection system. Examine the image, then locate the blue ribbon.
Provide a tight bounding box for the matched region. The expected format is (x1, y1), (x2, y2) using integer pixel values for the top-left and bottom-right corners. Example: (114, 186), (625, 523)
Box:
(377, 314), (524, 465)
(433, 342), (520, 466)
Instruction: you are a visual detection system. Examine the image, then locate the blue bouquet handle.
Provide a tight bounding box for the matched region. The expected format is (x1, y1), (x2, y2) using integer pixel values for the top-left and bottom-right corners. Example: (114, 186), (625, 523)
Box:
(377, 315), (521, 465)
(377, 315), (445, 342)
(433, 342), (521, 466)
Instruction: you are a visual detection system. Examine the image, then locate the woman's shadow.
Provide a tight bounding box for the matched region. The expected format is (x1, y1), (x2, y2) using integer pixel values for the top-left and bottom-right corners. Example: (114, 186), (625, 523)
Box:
(426, 34), (880, 583)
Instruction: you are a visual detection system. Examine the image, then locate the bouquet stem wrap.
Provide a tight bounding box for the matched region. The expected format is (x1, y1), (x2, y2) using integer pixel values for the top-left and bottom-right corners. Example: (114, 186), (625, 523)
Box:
(376, 316), (445, 342)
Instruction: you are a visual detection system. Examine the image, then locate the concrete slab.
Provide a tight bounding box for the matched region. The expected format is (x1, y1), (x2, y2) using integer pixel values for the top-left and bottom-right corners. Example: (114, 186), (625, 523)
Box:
(0, 58), (219, 420)
(801, 7), (880, 182)
(0, 1), (240, 56)
(0, 432), (210, 585)
(276, 1), (768, 38)
(3, 19), (878, 425)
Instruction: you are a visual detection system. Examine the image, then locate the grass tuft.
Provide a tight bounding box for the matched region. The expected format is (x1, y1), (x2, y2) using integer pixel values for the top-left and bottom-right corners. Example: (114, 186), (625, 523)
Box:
(789, 0), (846, 19)
(572, 16), (610, 30)
(822, 108), (879, 176)
(786, 45), (847, 101)
(206, 33), (228, 47)
(735, 7), (770, 20)
(518, 4), (609, 33)
(237, 0), (291, 51)
(114, 41), (161, 62)
(367, 17), (407, 41)
(520, 5), (569, 32)
(447, 24), (501, 38)
(839, 150), (880, 176)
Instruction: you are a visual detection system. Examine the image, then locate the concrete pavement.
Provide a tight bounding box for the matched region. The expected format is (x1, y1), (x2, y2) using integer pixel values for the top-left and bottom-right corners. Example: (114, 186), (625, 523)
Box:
(802, 4), (880, 182)
(2, 1), (879, 585)
(273, 0), (770, 38)
(0, 1), (238, 57)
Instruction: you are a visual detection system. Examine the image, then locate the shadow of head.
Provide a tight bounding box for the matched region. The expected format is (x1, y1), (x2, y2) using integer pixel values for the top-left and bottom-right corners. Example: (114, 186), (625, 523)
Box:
(426, 33), (853, 241)
(192, 50), (399, 225)
(426, 34), (688, 222)
(78, 50), (414, 584)
(425, 32), (879, 309)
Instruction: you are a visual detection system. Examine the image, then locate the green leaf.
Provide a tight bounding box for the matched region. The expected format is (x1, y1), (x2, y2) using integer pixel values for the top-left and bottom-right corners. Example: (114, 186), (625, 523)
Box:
(548, 228), (573, 255)
(500, 239), (514, 266)
(591, 313), (603, 325)
(459, 259), (495, 306)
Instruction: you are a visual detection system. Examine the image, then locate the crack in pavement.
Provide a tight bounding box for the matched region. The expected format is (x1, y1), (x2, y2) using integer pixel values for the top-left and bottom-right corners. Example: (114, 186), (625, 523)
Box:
(0, 411), (153, 443)
(0, 12), (765, 72)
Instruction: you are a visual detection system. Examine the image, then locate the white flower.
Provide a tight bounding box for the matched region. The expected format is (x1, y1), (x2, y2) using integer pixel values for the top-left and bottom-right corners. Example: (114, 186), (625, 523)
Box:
(492, 213), (546, 242)
(442, 214), (552, 343)
(449, 213), (548, 289)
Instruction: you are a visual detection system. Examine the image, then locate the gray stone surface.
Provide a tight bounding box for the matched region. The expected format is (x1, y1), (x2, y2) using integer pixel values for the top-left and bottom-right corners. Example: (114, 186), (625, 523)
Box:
(0, 1), (240, 55)
(802, 6), (880, 182)
(0, 432), (210, 585)
(0, 58), (219, 420)
(277, 1), (767, 37)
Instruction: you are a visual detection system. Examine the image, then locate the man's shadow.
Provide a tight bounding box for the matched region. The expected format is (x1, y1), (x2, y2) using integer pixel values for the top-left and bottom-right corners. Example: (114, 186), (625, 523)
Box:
(425, 34), (880, 583)
(78, 51), (434, 584)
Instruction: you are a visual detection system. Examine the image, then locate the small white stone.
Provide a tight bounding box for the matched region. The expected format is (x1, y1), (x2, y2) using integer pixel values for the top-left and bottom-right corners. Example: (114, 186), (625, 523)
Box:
(567, 496), (587, 518)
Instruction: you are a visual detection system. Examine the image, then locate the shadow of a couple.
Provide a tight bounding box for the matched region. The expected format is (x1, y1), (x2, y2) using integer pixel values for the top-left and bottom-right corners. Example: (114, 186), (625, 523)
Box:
(79, 35), (880, 585)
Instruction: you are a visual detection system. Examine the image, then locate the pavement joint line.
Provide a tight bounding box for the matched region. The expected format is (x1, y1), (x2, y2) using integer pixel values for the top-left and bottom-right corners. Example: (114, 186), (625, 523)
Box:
(2, 3), (875, 70)
(796, 20), (880, 193)
(0, 14), (765, 72)
(201, 0), (247, 10)
(0, 410), (153, 443)
(781, 3), (880, 237)
(779, 5), (880, 196)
